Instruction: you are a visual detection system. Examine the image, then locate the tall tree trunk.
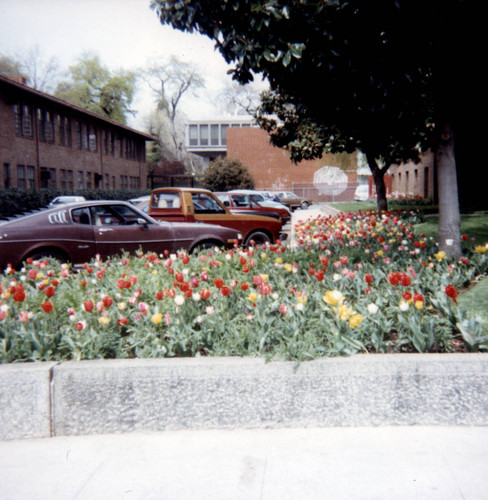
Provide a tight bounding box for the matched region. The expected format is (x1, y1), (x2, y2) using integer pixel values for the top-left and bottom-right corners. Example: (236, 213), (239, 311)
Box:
(366, 153), (388, 212)
(435, 121), (461, 259)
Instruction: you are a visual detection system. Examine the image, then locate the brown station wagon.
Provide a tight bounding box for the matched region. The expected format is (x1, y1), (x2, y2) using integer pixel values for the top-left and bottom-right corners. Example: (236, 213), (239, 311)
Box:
(0, 200), (242, 270)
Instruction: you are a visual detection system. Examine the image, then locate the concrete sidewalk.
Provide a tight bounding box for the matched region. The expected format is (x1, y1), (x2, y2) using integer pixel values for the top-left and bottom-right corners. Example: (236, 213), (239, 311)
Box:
(1, 426), (487, 499)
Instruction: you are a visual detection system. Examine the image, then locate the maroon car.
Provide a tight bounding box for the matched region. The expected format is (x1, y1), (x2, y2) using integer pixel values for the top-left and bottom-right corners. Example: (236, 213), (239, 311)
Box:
(0, 200), (242, 270)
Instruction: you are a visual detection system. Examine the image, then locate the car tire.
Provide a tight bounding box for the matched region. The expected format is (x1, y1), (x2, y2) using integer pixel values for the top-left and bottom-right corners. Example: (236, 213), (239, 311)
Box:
(244, 231), (272, 246)
(27, 250), (67, 265)
(300, 201), (310, 210)
(191, 241), (220, 253)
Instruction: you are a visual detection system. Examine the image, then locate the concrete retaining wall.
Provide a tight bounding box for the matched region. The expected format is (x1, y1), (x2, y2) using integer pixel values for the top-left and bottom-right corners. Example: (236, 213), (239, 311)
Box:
(1, 354), (488, 440)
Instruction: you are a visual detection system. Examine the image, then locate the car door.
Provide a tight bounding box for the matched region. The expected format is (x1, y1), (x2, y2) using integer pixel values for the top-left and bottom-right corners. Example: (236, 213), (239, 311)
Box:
(90, 203), (176, 259)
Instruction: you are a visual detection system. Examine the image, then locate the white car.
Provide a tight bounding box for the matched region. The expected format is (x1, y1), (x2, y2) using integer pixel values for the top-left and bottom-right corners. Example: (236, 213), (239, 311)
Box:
(354, 184), (370, 201)
(48, 195), (86, 207)
(228, 190), (291, 215)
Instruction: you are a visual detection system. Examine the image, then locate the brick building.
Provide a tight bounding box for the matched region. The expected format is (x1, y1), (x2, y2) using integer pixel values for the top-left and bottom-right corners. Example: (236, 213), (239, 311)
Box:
(388, 152), (435, 200)
(186, 117), (435, 202)
(0, 74), (154, 191)
(226, 127), (358, 193)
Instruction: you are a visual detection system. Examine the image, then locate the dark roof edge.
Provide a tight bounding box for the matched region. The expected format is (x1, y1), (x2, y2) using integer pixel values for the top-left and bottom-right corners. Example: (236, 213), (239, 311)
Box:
(0, 73), (157, 141)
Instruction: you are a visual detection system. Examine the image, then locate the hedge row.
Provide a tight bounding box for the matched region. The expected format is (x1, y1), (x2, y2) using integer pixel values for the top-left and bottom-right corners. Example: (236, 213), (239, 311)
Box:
(0, 188), (151, 218)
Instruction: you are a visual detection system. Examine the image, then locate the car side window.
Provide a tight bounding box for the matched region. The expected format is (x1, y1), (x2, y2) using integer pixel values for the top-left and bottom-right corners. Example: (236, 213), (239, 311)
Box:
(231, 195), (250, 207)
(217, 195), (230, 207)
(192, 193), (225, 214)
(151, 193), (181, 209)
(89, 206), (123, 226)
(71, 207), (91, 225)
(111, 204), (151, 225)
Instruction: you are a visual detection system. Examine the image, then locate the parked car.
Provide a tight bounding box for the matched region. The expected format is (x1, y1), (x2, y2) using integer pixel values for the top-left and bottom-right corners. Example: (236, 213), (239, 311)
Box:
(215, 192), (291, 225)
(148, 188), (285, 246)
(227, 189), (291, 214)
(48, 195), (86, 207)
(0, 200), (242, 270)
(129, 195), (150, 213)
(273, 192), (312, 210)
(354, 184), (370, 201)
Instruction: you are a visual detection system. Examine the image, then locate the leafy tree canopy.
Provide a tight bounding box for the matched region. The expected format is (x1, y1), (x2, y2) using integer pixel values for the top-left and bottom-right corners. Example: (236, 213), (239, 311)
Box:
(152, 0), (480, 257)
(200, 157), (255, 192)
(0, 55), (27, 80)
(55, 53), (136, 124)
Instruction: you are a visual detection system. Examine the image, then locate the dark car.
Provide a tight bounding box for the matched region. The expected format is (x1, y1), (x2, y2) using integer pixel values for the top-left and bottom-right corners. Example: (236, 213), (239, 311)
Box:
(215, 192), (291, 225)
(0, 200), (242, 270)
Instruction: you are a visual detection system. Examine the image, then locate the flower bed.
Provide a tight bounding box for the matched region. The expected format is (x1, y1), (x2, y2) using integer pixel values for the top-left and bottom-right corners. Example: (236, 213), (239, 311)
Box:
(1, 209), (487, 363)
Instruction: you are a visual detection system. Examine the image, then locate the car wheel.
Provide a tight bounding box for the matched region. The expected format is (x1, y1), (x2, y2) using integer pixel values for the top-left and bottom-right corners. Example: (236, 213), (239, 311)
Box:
(300, 201), (310, 210)
(27, 250), (67, 265)
(244, 231), (272, 246)
(191, 241), (220, 253)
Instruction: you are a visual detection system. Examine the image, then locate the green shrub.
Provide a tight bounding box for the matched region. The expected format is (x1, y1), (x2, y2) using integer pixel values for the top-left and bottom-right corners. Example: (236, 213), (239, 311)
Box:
(200, 157), (255, 192)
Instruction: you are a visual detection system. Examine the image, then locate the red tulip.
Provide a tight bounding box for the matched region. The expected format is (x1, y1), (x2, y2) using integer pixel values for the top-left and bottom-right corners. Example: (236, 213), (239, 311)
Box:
(41, 302), (53, 313)
(83, 300), (94, 312)
(445, 285), (458, 304)
(102, 296), (113, 307)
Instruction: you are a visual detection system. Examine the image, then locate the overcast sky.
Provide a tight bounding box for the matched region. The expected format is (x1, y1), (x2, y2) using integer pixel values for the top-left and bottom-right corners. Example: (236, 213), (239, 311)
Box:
(0, 0), (254, 129)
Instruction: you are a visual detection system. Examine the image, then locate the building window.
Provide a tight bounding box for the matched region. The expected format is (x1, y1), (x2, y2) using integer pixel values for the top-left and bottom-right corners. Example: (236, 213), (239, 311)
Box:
(221, 124), (228, 146)
(75, 122), (82, 149)
(14, 104), (33, 138)
(45, 112), (54, 143)
(26, 166), (35, 189)
(3, 163), (11, 188)
(82, 123), (88, 150)
(88, 125), (97, 152)
(67, 170), (73, 190)
(40, 167), (56, 189)
(199, 124), (208, 145)
(37, 109), (46, 142)
(17, 165), (26, 188)
(86, 171), (92, 189)
(104, 130), (109, 154)
(211, 125), (219, 146)
(77, 171), (84, 189)
(60, 169), (66, 189)
(119, 135), (124, 157)
(60, 169), (73, 189)
(189, 125), (198, 146)
(58, 115), (66, 145)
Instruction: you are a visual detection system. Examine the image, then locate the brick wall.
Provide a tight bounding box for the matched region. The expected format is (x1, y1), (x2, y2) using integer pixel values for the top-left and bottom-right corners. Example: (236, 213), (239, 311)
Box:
(226, 127), (358, 196)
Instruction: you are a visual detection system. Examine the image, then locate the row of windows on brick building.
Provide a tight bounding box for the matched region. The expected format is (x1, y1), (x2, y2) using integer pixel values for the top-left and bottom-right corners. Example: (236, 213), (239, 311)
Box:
(13, 103), (144, 161)
(2, 163), (141, 191)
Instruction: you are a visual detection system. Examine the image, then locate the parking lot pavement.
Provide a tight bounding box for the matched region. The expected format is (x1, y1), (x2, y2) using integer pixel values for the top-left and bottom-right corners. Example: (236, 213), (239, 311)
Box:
(1, 426), (487, 500)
